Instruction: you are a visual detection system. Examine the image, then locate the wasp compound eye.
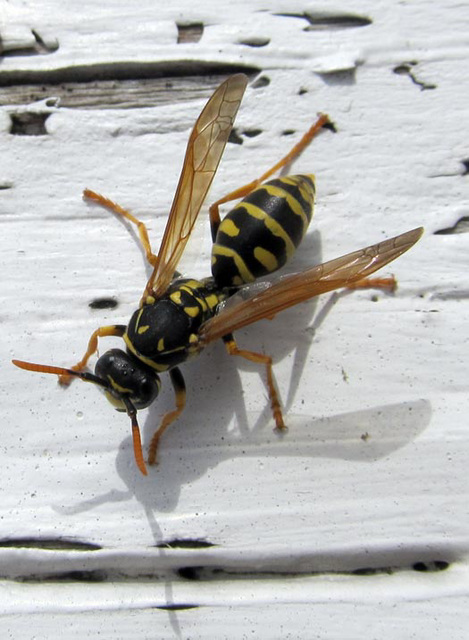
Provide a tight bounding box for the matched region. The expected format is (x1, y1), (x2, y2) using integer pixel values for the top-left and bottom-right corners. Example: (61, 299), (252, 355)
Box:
(95, 348), (160, 410)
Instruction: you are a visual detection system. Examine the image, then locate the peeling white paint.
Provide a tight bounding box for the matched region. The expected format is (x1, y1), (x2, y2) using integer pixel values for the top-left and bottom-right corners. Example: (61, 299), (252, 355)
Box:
(1, 0), (468, 636)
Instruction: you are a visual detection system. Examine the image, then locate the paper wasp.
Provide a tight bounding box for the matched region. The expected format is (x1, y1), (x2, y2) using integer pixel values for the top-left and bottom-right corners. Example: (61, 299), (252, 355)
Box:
(13, 74), (423, 475)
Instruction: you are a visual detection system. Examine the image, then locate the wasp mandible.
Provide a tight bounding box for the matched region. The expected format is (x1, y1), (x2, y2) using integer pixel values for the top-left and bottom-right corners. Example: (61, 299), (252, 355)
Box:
(13, 74), (423, 475)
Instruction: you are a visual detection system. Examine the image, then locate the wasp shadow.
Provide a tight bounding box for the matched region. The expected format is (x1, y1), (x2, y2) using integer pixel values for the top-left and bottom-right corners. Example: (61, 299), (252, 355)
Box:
(57, 394), (431, 527)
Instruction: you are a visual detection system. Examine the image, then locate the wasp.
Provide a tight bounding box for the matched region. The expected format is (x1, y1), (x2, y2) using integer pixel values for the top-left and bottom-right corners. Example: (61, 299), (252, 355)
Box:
(13, 74), (423, 475)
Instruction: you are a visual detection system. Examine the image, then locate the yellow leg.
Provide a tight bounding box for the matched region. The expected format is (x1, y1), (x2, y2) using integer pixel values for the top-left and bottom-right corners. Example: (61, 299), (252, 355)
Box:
(223, 335), (286, 430)
(59, 324), (126, 385)
(209, 113), (331, 239)
(346, 276), (397, 293)
(148, 367), (186, 465)
(83, 189), (158, 267)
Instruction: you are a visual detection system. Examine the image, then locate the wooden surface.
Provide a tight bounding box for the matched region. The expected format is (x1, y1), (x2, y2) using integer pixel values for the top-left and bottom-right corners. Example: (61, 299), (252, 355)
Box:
(1, 0), (468, 637)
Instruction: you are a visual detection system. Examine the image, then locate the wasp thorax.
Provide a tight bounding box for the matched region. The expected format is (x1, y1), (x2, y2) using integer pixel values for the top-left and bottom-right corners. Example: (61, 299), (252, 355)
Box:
(130, 302), (192, 355)
(95, 348), (160, 410)
(124, 293), (207, 370)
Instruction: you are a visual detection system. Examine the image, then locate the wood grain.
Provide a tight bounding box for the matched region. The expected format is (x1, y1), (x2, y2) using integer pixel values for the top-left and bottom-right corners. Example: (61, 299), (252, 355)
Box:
(1, 0), (468, 637)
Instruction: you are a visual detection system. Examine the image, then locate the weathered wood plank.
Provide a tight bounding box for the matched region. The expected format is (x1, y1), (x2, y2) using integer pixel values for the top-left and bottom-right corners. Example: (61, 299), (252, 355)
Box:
(1, 0), (468, 635)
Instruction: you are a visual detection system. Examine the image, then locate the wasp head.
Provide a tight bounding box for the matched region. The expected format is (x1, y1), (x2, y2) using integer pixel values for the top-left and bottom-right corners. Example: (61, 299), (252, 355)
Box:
(95, 348), (160, 411)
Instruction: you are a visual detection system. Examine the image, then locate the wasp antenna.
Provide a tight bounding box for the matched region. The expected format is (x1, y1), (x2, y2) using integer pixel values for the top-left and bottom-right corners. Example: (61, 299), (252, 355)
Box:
(12, 359), (71, 376)
(12, 359), (109, 389)
(122, 397), (148, 476)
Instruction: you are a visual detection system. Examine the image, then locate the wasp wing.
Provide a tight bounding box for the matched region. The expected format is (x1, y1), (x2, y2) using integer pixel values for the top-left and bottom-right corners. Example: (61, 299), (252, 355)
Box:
(199, 227), (423, 344)
(142, 74), (248, 303)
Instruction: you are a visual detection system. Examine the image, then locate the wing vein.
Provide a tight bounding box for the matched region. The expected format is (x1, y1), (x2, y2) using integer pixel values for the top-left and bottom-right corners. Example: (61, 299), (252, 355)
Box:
(199, 227), (423, 344)
(141, 74), (248, 303)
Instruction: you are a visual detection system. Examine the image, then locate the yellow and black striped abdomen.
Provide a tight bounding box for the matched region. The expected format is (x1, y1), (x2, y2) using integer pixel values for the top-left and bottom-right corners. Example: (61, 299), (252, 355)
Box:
(211, 174), (315, 287)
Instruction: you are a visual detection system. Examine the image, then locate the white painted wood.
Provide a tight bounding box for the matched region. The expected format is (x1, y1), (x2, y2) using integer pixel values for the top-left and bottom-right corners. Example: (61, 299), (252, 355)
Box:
(1, 0), (468, 637)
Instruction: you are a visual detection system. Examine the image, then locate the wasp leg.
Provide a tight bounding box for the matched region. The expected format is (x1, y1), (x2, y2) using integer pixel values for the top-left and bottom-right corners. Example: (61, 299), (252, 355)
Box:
(346, 276), (397, 293)
(59, 324), (126, 386)
(209, 114), (331, 240)
(148, 367), (186, 465)
(222, 334), (286, 430)
(83, 189), (158, 267)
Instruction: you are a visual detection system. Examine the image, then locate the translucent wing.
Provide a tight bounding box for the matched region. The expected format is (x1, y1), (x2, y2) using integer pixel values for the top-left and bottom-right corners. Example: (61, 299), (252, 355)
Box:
(142, 73), (248, 302)
(199, 227), (423, 345)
